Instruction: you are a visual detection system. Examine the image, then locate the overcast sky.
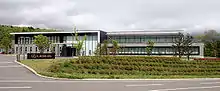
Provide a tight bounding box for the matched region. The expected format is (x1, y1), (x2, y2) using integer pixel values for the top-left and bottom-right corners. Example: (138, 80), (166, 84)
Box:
(0, 0), (220, 33)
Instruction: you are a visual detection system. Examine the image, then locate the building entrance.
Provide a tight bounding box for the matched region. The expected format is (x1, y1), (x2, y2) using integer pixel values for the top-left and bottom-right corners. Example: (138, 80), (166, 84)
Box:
(60, 44), (76, 57)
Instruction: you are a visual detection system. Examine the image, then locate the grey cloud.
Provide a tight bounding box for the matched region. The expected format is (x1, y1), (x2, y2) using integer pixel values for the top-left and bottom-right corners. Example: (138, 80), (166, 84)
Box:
(0, 0), (220, 33)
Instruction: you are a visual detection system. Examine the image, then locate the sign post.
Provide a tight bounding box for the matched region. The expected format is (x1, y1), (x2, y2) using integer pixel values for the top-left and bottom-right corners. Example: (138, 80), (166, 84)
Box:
(27, 53), (55, 59)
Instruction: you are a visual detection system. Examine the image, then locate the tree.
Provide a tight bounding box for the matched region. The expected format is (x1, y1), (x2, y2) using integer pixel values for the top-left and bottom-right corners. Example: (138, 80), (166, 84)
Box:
(0, 35), (11, 54)
(33, 34), (51, 53)
(173, 33), (194, 59)
(183, 34), (193, 60)
(204, 30), (220, 57)
(72, 27), (87, 56)
(217, 41), (220, 57)
(94, 40), (109, 56)
(0, 27), (12, 54)
(101, 40), (109, 55)
(94, 43), (101, 56)
(146, 40), (154, 56)
(111, 40), (119, 55)
(75, 36), (87, 56)
(173, 33), (185, 58)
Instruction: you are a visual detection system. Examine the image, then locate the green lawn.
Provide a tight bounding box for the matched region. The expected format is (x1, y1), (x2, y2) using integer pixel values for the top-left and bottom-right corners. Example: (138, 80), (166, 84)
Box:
(21, 59), (53, 72)
(21, 56), (220, 79)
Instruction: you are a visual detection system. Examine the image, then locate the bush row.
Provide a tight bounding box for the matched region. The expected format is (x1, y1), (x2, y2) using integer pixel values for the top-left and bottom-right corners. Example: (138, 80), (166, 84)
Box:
(57, 69), (220, 76)
(76, 56), (220, 65)
(57, 63), (220, 72)
(69, 62), (220, 68)
(48, 56), (220, 76)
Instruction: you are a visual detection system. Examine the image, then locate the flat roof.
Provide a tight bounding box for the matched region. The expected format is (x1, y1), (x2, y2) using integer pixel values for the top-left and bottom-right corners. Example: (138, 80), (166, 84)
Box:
(10, 30), (183, 35)
(10, 30), (101, 35)
(107, 30), (182, 35)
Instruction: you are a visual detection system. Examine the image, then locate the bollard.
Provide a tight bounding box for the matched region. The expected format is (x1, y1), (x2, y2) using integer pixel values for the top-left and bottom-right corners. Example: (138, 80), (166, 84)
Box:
(16, 54), (20, 62)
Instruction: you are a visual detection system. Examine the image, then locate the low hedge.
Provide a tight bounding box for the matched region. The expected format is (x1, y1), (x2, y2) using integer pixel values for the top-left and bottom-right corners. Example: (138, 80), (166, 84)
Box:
(48, 56), (220, 77)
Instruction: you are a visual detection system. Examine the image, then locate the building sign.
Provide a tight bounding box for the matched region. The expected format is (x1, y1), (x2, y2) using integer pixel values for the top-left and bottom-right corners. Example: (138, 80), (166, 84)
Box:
(27, 53), (55, 59)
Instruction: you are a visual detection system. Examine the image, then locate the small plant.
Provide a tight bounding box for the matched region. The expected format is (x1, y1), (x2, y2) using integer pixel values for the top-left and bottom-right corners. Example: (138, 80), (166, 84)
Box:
(146, 40), (154, 56)
(111, 40), (119, 55)
(48, 62), (62, 72)
(72, 26), (87, 56)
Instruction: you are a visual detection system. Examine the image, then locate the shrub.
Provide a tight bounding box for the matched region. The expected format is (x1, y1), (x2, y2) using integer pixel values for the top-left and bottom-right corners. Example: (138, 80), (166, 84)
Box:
(47, 56), (220, 77)
(48, 62), (62, 73)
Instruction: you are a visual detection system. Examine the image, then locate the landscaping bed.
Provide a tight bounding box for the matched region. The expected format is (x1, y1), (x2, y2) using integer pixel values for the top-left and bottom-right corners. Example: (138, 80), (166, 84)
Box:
(21, 56), (220, 79)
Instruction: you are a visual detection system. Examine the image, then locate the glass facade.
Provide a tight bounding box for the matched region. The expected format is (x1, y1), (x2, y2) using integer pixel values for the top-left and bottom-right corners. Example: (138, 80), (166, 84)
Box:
(18, 36), (60, 45)
(107, 34), (201, 55)
(109, 35), (177, 43)
(115, 47), (199, 55)
(12, 31), (202, 56)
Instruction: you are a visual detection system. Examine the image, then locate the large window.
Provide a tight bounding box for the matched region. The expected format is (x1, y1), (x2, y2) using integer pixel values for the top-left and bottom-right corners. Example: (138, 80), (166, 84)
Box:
(148, 36), (156, 42)
(141, 36), (145, 43)
(192, 47), (199, 54)
(52, 36), (55, 43)
(120, 36), (125, 43)
(159, 37), (166, 43)
(25, 38), (29, 44)
(18, 37), (20, 44)
(128, 36), (133, 43)
(166, 37), (173, 42)
(21, 37), (24, 44)
(156, 36), (160, 42)
(108, 35), (179, 43)
(63, 36), (67, 43)
(166, 48), (173, 54)
(116, 46), (199, 55)
(135, 36), (141, 43)
(30, 37), (34, 44)
(49, 36), (52, 42)
(93, 35), (98, 41)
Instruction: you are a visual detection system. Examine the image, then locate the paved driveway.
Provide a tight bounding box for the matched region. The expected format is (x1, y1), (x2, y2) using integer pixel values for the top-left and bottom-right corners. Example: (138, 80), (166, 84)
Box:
(0, 54), (220, 91)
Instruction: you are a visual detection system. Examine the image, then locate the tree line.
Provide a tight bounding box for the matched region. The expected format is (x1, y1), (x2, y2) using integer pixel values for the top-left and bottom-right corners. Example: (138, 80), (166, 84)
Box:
(0, 25), (55, 53)
(196, 30), (220, 57)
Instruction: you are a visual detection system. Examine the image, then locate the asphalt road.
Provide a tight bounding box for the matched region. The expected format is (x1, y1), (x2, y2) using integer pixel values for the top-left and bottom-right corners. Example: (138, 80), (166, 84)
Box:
(0, 54), (220, 91)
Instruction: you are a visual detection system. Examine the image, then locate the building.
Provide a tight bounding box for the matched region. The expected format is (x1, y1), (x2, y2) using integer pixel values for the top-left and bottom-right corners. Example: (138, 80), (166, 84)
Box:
(107, 31), (204, 57)
(10, 30), (106, 56)
(10, 30), (204, 57)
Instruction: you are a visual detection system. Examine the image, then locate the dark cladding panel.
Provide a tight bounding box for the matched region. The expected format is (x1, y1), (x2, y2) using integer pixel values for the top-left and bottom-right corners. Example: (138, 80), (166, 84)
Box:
(60, 36), (64, 43)
(15, 35), (19, 44)
(100, 31), (107, 43)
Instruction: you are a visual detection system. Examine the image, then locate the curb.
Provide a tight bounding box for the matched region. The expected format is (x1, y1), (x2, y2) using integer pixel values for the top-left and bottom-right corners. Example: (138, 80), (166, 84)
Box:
(14, 60), (220, 81)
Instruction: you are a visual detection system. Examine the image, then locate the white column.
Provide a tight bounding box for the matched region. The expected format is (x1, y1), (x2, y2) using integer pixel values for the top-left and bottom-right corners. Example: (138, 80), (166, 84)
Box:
(200, 43), (204, 58)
